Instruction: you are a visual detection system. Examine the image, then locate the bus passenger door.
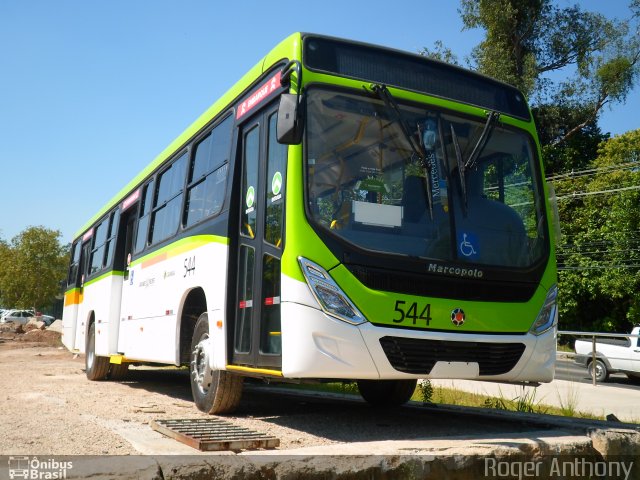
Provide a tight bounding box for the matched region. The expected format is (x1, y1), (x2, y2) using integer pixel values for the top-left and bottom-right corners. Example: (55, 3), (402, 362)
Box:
(73, 240), (92, 351)
(115, 203), (139, 355)
(62, 240), (82, 350)
(232, 106), (286, 369)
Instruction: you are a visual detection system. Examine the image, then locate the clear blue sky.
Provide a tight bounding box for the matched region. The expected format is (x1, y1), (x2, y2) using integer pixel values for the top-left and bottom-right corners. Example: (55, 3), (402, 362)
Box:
(1, 1), (637, 243)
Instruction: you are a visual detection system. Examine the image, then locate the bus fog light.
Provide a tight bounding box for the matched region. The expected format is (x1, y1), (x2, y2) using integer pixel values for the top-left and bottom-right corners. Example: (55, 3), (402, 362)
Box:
(529, 284), (558, 336)
(299, 257), (366, 325)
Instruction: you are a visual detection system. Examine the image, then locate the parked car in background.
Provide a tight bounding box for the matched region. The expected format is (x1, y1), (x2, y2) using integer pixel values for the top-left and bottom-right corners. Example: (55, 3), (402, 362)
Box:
(40, 315), (55, 326)
(574, 326), (640, 382)
(0, 309), (35, 325)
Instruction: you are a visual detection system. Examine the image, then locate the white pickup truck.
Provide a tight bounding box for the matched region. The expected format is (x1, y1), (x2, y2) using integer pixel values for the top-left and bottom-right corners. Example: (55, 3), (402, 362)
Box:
(574, 326), (640, 382)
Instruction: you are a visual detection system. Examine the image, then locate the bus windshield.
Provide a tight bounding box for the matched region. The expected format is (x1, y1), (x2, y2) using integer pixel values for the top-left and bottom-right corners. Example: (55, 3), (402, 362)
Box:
(305, 87), (548, 269)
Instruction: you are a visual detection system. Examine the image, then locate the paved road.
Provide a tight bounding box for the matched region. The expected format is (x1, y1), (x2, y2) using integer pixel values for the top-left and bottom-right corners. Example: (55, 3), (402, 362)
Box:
(555, 355), (640, 390)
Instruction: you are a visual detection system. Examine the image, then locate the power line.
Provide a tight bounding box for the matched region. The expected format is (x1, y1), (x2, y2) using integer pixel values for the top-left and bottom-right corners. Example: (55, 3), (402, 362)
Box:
(547, 161), (639, 182)
(555, 184), (640, 200)
(558, 264), (640, 271)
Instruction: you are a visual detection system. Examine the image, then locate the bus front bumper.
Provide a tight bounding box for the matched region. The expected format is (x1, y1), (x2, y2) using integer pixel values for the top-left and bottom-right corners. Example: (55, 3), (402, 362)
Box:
(280, 302), (555, 383)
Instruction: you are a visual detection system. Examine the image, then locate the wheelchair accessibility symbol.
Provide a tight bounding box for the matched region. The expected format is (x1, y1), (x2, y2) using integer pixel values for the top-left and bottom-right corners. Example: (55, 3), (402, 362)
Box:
(458, 232), (479, 259)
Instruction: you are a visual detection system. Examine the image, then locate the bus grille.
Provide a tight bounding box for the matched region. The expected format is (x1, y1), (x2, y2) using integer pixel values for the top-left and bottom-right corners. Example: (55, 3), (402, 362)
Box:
(346, 264), (537, 302)
(379, 336), (526, 376)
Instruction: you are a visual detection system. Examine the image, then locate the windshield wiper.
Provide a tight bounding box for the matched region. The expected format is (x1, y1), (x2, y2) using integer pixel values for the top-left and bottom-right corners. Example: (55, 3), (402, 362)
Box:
(450, 110), (500, 215)
(369, 83), (434, 219)
(450, 124), (468, 215)
(465, 110), (499, 171)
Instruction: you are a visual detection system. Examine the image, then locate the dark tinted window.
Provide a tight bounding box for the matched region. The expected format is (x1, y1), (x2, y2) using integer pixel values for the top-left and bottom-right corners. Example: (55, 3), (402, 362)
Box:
(67, 241), (81, 286)
(134, 181), (154, 253)
(150, 152), (187, 244)
(234, 245), (254, 354)
(89, 218), (108, 275)
(185, 116), (232, 227)
(156, 153), (187, 206)
(191, 116), (232, 180)
(240, 127), (260, 239)
(260, 254), (281, 355)
(104, 209), (120, 269)
(264, 113), (286, 247)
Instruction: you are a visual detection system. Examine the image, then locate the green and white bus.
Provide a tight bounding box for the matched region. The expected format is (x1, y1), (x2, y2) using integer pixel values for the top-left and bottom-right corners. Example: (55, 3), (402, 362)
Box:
(62, 33), (557, 413)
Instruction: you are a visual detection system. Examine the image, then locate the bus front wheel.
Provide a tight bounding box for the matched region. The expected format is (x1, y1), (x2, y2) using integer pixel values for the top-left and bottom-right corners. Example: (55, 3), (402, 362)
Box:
(357, 379), (417, 407)
(190, 313), (243, 414)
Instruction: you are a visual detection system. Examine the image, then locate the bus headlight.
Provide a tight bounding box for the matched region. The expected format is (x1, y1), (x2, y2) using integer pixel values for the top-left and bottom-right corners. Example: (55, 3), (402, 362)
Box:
(529, 284), (558, 336)
(298, 257), (367, 325)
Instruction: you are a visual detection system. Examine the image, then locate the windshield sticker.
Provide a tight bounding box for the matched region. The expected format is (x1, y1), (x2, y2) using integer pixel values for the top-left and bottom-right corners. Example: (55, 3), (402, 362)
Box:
(271, 171), (283, 202)
(355, 178), (389, 194)
(245, 186), (255, 213)
(458, 232), (479, 259)
(359, 166), (381, 176)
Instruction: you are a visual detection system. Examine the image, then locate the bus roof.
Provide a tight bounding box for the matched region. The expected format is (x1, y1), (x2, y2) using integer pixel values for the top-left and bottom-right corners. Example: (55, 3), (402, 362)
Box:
(74, 32), (302, 240)
(74, 32), (530, 240)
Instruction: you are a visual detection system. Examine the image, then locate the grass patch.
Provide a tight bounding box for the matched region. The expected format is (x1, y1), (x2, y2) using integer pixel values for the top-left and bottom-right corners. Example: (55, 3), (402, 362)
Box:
(271, 381), (608, 421)
(416, 382), (605, 420)
(556, 344), (575, 353)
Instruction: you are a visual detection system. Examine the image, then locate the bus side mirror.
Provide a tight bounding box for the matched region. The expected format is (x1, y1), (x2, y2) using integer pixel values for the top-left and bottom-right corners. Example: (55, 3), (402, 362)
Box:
(277, 93), (304, 145)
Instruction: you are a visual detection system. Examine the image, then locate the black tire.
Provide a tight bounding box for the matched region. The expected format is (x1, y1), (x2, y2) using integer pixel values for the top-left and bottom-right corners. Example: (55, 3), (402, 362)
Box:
(357, 379), (417, 406)
(109, 362), (130, 380)
(190, 313), (243, 414)
(588, 359), (609, 382)
(85, 322), (110, 381)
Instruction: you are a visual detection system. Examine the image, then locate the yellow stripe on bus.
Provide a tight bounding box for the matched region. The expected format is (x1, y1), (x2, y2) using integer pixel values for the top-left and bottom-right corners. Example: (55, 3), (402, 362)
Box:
(131, 234), (229, 269)
(64, 289), (83, 306)
(226, 365), (283, 377)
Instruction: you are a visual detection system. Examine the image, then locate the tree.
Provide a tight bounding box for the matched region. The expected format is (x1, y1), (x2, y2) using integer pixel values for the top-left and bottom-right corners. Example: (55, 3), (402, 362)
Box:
(553, 130), (640, 332)
(447, 0), (640, 146)
(0, 227), (69, 311)
(534, 104), (609, 176)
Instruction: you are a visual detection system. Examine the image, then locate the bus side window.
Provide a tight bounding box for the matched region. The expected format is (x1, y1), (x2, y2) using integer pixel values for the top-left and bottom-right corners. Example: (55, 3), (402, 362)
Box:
(103, 208), (120, 269)
(67, 241), (81, 287)
(150, 152), (187, 245)
(89, 219), (108, 276)
(185, 115), (232, 228)
(134, 181), (154, 253)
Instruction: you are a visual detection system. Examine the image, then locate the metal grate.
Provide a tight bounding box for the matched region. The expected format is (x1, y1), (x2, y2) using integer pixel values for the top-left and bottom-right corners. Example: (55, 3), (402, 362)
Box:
(150, 418), (280, 451)
(380, 336), (526, 376)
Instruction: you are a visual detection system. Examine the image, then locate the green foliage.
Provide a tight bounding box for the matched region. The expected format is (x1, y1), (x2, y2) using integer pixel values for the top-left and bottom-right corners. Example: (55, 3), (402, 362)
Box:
(419, 40), (461, 65)
(554, 130), (640, 332)
(0, 227), (69, 311)
(534, 104), (609, 176)
(452, 0), (640, 145)
(418, 380), (434, 403)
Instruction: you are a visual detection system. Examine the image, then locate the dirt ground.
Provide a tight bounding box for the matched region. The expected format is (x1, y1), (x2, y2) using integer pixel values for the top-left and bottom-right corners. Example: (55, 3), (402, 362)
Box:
(0, 332), (335, 455)
(0, 329), (558, 456)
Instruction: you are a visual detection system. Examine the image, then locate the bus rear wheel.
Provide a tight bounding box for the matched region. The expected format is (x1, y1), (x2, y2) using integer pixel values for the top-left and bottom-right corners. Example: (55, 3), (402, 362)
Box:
(357, 379), (417, 407)
(190, 313), (243, 414)
(85, 322), (110, 381)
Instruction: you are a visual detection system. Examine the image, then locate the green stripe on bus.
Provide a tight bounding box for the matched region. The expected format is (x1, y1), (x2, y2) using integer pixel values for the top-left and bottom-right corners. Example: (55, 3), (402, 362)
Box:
(130, 234), (229, 268)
